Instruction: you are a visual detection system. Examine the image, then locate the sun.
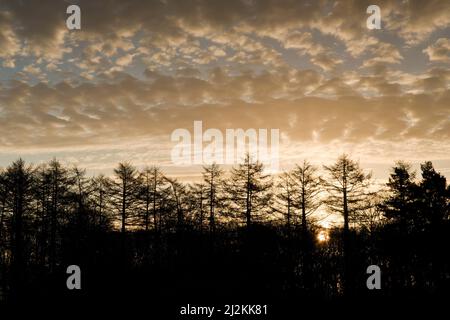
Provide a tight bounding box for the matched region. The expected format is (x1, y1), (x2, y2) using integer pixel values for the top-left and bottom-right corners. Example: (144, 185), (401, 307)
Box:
(317, 230), (329, 243)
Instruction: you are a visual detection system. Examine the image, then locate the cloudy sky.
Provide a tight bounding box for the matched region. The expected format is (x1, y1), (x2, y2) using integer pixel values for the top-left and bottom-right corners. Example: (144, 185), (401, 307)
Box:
(0, 0), (449, 180)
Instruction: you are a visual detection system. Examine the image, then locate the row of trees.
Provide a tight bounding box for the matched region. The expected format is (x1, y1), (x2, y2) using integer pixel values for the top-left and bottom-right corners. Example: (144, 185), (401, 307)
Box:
(0, 154), (449, 303)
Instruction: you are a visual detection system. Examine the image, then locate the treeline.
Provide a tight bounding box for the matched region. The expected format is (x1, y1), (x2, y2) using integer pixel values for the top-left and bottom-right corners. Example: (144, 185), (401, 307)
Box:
(0, 154), (449, 305)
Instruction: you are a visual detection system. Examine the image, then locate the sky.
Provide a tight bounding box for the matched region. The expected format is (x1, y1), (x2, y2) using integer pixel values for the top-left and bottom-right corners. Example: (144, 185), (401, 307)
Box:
(0, 0), (449, 181)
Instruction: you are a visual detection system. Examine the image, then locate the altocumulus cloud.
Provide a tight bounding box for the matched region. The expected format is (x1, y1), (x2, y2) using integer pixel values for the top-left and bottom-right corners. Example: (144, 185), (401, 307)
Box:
(0, 0), (448, 174)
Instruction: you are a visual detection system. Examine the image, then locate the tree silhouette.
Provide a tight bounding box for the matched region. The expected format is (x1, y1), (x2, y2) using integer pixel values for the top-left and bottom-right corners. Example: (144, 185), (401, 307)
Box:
(226, 154), (273, 229)
(47, 159), (72, 272)
(190, 182), (207, 232)
(165, 177), (187, 232)
(419, 161), (449, 225)
(274, 171), (296, 232)
(382, 161), (418, 230)
(71, 166), (91, 230)
(138, 166), (166, 232)
(322, 154), (372, 294)
(111, 162), (140, 233)
(291, 160), (321, 235)
(202, 163), (224, 235)
(90, 174), (113, 230)
(4, 159), (34, 301)
(0, 169), (7, 299)
(0, 156), (448, 308)
(322, 155), (372, 232)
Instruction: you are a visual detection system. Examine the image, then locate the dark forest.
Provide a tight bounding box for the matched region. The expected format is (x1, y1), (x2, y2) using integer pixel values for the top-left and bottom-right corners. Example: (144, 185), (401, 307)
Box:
(0, 154), (449, 315)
